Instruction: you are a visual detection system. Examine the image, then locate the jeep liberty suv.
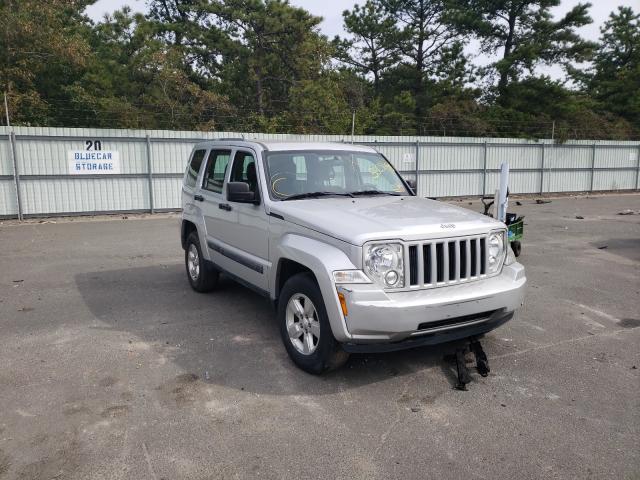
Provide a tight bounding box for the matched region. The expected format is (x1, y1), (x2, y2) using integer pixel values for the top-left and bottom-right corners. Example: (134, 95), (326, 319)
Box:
(180, 140), (526, 374)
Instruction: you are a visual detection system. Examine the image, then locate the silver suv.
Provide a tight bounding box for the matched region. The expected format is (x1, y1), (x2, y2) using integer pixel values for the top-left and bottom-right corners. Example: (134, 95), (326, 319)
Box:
(180, 140), (526, 373)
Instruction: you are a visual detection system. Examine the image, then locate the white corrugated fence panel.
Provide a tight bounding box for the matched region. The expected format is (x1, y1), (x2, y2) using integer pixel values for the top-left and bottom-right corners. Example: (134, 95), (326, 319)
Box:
(545, 170), (591, 192)
(20, 178), (149, 214)
(593, 171), (636, 191)
(425, 144), (484, 171)
(372, 144), (417, 172)
(507, 171), (541, 194)
(1, 135), (12, 175)
(422, 172), (482, 197)
(152, 140), (195, 174)
(484, 172), (500, 196)
(488, 144), (541, 170)
(485, 170), (537, 195)
(153, 178), (182, 209)
(547, 145), (592, 169)
(15, 137), (148, 175)
(0, 180), (18, 216)
(0, 126), (636, 217)
(594, 146), (639, 168)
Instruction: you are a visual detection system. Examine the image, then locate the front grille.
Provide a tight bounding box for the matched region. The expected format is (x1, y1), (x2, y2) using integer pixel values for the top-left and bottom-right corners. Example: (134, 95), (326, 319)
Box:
(407, 235), (488, 288)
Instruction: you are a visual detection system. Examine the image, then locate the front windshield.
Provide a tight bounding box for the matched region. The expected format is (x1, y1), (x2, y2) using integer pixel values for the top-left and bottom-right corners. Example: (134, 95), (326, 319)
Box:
(264, 150), (410, 200)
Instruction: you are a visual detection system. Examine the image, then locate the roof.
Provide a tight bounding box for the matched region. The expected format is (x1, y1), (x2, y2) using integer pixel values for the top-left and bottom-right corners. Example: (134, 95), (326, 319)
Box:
(191, 139), (377, 153)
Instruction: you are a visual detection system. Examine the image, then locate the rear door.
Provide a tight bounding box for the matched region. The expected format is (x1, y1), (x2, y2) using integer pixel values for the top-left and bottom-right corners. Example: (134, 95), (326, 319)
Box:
(198, 148), (232, 262)
(182, 148), (208, 222)
(208, 148), (270, 292)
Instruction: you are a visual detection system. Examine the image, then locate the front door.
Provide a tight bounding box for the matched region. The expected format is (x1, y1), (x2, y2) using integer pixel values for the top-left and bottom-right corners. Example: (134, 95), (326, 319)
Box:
(203, 147), (270, 292)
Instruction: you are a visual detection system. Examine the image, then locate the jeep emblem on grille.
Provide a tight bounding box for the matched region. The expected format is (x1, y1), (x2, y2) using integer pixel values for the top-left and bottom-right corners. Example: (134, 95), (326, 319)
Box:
(440, 224), (455, 229)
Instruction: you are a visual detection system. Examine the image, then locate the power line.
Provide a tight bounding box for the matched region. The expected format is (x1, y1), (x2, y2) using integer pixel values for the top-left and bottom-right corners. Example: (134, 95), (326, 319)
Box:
(3, 95), (638, 140)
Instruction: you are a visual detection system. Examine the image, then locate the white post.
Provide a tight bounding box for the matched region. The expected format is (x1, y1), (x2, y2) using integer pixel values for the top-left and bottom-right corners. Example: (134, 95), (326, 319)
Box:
(497, 162), (509, 223)
(3, 92), (9, 127)
(146, 135), (154, 214)
(4, 92), (23, 221)
(351, 111), (355, 144)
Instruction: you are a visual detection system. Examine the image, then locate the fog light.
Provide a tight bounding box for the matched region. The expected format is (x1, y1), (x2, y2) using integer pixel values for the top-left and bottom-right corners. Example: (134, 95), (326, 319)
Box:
(384, 270), (399, 286)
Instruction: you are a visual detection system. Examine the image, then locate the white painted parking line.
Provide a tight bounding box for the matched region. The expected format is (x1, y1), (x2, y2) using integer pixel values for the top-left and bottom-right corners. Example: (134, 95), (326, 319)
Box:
(571, 301), (622, 324)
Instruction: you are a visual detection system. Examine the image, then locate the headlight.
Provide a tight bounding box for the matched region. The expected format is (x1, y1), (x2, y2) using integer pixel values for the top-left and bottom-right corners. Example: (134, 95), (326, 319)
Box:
(487, 230), (506, 274)
(363, 243), (404, 288)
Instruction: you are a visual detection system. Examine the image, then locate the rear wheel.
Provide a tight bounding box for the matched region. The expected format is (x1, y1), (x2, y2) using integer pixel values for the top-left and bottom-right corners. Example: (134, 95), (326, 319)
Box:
(185, 231), (219, 292)
(278, 273), (349, 374)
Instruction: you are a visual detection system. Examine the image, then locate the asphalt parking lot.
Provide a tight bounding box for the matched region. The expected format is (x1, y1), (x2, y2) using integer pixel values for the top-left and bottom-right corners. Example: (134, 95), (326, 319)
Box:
(1, 193), (639, 480)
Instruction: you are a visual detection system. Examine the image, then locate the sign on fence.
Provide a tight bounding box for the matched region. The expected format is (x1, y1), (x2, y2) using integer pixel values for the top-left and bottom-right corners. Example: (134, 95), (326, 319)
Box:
(402, 152), (415, 167)
(68, 150), (120, 174)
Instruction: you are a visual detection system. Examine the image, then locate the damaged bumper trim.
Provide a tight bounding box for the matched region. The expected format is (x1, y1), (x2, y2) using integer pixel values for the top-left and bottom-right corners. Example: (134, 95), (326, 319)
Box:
(342, 310), (513, 353)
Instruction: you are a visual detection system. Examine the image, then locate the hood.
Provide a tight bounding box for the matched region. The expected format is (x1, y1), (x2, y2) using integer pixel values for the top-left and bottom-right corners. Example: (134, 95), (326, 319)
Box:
(271, 196), (504, 245)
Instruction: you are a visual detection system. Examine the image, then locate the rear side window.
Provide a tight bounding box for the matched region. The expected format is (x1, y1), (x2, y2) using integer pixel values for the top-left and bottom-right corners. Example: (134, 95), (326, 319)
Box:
(203, 150), (231, 193)
(185, 149), (206, 188)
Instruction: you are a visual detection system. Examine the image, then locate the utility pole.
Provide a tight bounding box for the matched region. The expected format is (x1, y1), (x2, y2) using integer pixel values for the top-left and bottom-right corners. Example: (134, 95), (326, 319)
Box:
(351, 111), (355, 144)
(4, 91), (23, 221)
(3, 92), (9, 127)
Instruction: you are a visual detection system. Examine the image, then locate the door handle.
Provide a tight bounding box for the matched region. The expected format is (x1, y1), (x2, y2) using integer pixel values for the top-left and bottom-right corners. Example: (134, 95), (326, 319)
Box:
(194, 194), (204, 202)
(219, 203), (232, 211)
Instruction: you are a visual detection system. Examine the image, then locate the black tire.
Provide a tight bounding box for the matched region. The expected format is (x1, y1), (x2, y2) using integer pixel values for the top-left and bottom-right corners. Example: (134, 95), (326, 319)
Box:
(185, 231), (219, 293)
(278, 273), (349, 374)
(511, 241), (522, 257)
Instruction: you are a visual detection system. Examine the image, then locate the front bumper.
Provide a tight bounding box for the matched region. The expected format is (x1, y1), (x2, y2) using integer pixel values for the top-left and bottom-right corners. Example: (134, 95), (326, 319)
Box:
(342, 310), (513, 353)
(336, 262), (526, 344)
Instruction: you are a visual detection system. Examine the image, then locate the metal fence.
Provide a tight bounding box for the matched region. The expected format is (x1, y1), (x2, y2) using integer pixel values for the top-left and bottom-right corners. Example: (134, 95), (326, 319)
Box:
(1, 126), (639, 219)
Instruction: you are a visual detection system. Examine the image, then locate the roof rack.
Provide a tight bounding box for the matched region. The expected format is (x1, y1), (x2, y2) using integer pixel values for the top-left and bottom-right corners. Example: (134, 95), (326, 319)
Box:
(214, 137), (245, 141)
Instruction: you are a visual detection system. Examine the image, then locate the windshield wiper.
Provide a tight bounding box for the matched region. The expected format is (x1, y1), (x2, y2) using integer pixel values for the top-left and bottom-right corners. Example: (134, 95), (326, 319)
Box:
(349, 190), (403, 196)
(282, 191), (354, 201)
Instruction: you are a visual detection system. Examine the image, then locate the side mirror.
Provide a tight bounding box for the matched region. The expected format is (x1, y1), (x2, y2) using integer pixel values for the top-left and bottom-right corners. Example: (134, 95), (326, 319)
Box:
(405, 178), (417, 194)
(227, 182), (258, 204)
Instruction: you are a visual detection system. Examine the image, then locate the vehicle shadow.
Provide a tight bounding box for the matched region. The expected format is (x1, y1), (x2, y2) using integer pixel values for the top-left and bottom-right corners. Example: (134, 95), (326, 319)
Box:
(75, 264), (462, 396)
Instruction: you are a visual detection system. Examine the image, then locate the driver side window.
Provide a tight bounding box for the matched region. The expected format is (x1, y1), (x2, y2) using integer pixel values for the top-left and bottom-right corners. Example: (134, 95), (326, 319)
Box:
(202, 150), (231, 194)
(229, 151), (258, 193)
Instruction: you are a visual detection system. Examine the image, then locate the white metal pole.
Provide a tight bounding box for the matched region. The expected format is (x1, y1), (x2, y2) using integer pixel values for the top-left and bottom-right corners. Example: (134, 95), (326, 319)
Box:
(5, 92), (23, 221)
(482, 141), (487, 196)
(351, 111), (355, 144)
(4, 92), (10, 127)
(497, 162), (509, 223)
(636, 144), (640, 190)
(146, 135), (154, 214)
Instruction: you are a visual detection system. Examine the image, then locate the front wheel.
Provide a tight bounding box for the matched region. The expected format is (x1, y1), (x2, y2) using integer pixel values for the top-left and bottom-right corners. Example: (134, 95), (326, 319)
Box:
(511, 240), (522, 257)
(278, 273), (349, 374)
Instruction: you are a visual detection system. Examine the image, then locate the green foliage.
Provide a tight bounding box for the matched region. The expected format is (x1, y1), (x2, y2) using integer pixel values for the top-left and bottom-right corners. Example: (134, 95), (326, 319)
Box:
(379, 0), (469, 121)
(216, 0), (329, 120)
(0, 0), (637, 139)
(586, 7), (640, 125)
(0, 0), (92, 124)
(335, 1), (401, 91)
(449, 0), (595, 98)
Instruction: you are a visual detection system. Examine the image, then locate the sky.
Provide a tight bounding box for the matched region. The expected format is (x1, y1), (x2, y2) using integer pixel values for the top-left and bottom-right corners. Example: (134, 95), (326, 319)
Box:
(85, 0), (636, 39)
(85, 0), (636, 78)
